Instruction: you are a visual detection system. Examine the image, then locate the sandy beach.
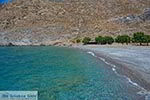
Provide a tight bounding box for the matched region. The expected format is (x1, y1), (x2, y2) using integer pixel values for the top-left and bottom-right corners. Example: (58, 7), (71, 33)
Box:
(73, 44), (150, 98)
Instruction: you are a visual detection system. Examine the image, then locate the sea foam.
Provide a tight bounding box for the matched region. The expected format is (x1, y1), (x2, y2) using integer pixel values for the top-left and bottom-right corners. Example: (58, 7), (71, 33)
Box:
(87, 52), (96, 57)
(87, 51), (118, 75)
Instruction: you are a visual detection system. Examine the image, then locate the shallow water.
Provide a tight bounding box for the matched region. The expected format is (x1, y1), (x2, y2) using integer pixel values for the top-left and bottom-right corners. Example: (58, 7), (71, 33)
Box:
(0, 46), (143, 100)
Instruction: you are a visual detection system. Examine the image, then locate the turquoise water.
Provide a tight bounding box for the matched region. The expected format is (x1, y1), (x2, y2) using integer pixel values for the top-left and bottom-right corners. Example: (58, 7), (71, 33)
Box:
(0, 46), (142, 100)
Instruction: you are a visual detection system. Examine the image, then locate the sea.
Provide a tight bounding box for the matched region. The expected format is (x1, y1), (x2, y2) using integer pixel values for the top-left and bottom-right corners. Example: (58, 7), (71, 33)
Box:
(0, 46), (145, 100)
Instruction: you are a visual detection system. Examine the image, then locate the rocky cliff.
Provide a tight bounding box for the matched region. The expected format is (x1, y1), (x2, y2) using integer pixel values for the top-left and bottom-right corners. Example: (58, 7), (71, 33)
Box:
(0, 0), (150, 45)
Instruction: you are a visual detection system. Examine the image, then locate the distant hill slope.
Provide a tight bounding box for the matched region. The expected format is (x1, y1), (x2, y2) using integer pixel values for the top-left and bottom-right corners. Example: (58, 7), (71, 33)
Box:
(0, 0), (150, 45)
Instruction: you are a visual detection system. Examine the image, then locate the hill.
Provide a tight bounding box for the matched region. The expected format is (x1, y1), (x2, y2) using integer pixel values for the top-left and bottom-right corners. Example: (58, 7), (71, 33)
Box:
(0, 0), (150, 45)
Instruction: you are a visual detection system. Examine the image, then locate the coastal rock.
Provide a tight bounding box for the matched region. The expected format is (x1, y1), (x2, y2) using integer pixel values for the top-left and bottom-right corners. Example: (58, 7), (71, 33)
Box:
(139, 8), (150, 21)
(113, 8), (150, 24)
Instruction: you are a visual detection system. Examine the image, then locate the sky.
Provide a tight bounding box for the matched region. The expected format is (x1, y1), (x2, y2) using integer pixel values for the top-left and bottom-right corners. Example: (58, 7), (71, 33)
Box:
(0, 0), (11, 4)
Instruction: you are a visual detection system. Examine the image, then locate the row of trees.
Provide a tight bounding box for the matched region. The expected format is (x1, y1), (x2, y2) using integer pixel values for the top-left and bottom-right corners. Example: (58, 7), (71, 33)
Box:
(95, 36), (114, 45)
(81, 32), (150, 46)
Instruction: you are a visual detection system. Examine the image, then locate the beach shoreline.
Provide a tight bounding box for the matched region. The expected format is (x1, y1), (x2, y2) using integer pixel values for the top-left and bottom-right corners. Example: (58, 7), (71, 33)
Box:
(73, 45), (150, 97)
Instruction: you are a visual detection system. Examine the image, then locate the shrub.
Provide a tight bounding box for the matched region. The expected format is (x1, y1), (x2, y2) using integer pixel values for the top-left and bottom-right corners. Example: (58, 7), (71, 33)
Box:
(115, 35), (131, 45)
(82, 37), (91, 45)
(104, 36), (114, 45)
(95, 36), (107, 45)
(76, 39), (81, 43)
(95, 36), (103, 44)
(132, 32), (145, 45)
(100, 37), (107, 45)
(143, 35), (150, 46)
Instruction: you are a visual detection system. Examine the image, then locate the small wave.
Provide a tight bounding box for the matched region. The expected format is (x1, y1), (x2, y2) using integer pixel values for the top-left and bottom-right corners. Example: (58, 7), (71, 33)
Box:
(98, 57), (116, 68)
(98, 57), (117, 74)
(87, 52), (118, 75)
(112, 68), (118, 74)
(87, 51), (96, 57)
(99, 57), (106, 62)
(87, 51), (117, 74)
(137, 90), (150, 100)
(126, 77), (150, 100)
(126, 77), (138, 87)
(112, 68), (116, 71)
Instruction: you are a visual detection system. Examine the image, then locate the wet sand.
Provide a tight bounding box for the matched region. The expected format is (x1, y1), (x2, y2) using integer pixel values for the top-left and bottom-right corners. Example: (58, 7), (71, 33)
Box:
(73, 45), (150, 98)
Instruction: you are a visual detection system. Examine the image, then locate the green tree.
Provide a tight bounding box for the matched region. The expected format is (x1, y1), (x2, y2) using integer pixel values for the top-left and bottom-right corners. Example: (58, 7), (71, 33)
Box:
(148, 35), (150, 43)
(115, 35), (121, 43)
(143, 35), (150, 46)
(101, 37), (107, 45)
(95, 36), (106, 45)
(95, 36), (114, 45)
(95, 36), (103, 44)
(132, 32), (145, 45)
(82, 37), (91, 45)
(115, 35), (131, 45)
(104, 36), (114, 45)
